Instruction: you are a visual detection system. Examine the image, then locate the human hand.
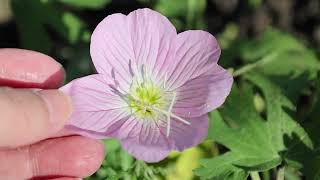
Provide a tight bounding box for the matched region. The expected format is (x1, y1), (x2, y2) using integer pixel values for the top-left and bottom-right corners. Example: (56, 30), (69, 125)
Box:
(0, 49), (105, 180)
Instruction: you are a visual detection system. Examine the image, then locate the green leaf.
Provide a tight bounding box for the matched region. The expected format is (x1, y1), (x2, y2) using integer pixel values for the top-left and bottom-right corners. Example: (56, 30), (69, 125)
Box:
(196, 74), (315, 179)
(59, 0), (111, 9)
(248, 74), (319, 180)
(239, 28), (320, 79)
(196, 152), (248, 180)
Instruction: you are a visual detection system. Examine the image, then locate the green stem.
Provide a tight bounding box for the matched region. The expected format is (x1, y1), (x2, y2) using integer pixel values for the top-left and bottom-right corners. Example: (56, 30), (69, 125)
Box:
(233, 52), (278, 77)
(250, 172), (261, 180)
(276, 166), (285, 180)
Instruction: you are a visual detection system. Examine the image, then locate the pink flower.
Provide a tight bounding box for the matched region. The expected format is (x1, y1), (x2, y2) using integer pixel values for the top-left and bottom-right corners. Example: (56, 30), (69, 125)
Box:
(61, 8), (233, 162)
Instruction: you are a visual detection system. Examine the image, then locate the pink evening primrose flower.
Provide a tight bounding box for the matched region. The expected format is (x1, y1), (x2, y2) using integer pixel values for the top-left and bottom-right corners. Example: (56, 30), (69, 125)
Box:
(61, 8), (233, 163)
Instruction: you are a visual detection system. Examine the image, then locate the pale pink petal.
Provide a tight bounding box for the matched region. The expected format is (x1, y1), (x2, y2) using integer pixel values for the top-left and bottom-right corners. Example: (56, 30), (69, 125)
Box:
(127, 8), (176, 82)
(165, 30), (221, 90)
(173, 65), (233, 118)
(91, 8), (176, 87)
(90, 13), (133, 89)
(162, 115), (208, 151)
(116, 116), (171, 162)
(61, 74), (130, 138)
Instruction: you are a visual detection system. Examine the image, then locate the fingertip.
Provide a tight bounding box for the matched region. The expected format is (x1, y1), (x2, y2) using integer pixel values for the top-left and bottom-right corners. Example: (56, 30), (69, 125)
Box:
(0, 48), (65, 88)
(71, 138), (105, 177)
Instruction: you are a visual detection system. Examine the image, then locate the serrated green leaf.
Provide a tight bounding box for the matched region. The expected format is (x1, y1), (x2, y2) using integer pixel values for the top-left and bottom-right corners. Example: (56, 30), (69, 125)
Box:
(248, 74), (319, 180)
(196, 74), (315, 179)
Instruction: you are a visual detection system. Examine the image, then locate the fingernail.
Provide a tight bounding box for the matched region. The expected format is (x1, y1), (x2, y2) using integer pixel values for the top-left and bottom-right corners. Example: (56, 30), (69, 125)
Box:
(37, 90), (73, 130)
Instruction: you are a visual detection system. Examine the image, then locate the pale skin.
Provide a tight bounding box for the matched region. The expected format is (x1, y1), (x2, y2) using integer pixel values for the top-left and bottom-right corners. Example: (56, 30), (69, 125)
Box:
(0, 49), (105, 180)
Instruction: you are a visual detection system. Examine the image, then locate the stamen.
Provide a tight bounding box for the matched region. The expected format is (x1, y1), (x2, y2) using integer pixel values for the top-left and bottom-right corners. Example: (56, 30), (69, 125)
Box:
(111, 69), (115, 79)
(141, 64), (146, 81)
(109, 68), (129, 96)
(166, 92), (176, 137)
(128, 59), (134, 77)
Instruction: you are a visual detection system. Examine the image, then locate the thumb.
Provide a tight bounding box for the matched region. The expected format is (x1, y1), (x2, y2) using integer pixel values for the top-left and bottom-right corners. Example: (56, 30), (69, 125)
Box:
(0, 87), (73, 147)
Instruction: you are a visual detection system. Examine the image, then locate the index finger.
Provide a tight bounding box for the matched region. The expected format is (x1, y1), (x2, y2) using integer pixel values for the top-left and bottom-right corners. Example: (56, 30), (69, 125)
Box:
(0, 49), (72, 147)
(0, 48), (65, 88)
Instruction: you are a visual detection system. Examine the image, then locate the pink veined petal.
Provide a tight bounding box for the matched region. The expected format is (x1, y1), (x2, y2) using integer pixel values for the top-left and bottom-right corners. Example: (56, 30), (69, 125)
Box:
(90, 13), (134, 90)
(173, 65), (233, 118)
(116, 116), (172, 163)
(160, 115), (209, 151)
(165, 30), (221, 90)
(91, 8), (176, 87)
(127, 8), (177, 82)
(61, 74), (131, 138)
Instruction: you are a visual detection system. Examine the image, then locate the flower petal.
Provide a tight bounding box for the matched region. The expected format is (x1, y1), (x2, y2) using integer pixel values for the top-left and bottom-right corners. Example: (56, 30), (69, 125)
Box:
(90, 13), (133, 89)
(173, 65), (233, 118)
(166, 30), (221, 90)
(62, 74), (130, 138)
(117, 116), (171, 163)
(90, 8), (176, 87)
(127, 8), (177, 82)
(161, 115), (209, 151)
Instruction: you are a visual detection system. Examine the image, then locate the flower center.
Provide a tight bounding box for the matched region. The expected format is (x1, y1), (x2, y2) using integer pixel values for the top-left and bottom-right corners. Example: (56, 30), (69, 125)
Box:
(127, 79), (169, 119)
(114, 64), (190, 137)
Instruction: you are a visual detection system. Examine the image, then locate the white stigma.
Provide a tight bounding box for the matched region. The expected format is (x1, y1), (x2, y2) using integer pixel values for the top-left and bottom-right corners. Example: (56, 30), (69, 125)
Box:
(152, 105), (191, 136)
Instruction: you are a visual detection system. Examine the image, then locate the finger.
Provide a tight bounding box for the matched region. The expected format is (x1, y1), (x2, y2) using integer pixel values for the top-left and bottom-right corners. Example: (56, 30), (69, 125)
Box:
(0, 48), (65, 89)
(0, 136), (105, 180)
(0, 87), (72, 147)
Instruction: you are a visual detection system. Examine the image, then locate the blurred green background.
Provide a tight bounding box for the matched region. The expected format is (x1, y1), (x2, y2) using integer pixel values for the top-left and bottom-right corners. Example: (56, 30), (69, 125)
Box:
(1, 0), (320, 180)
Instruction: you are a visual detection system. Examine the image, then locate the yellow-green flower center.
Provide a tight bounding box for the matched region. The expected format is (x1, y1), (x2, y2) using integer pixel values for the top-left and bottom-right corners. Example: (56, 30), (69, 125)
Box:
(127, 80), (168, 119)
(113, 65), (191, 137)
